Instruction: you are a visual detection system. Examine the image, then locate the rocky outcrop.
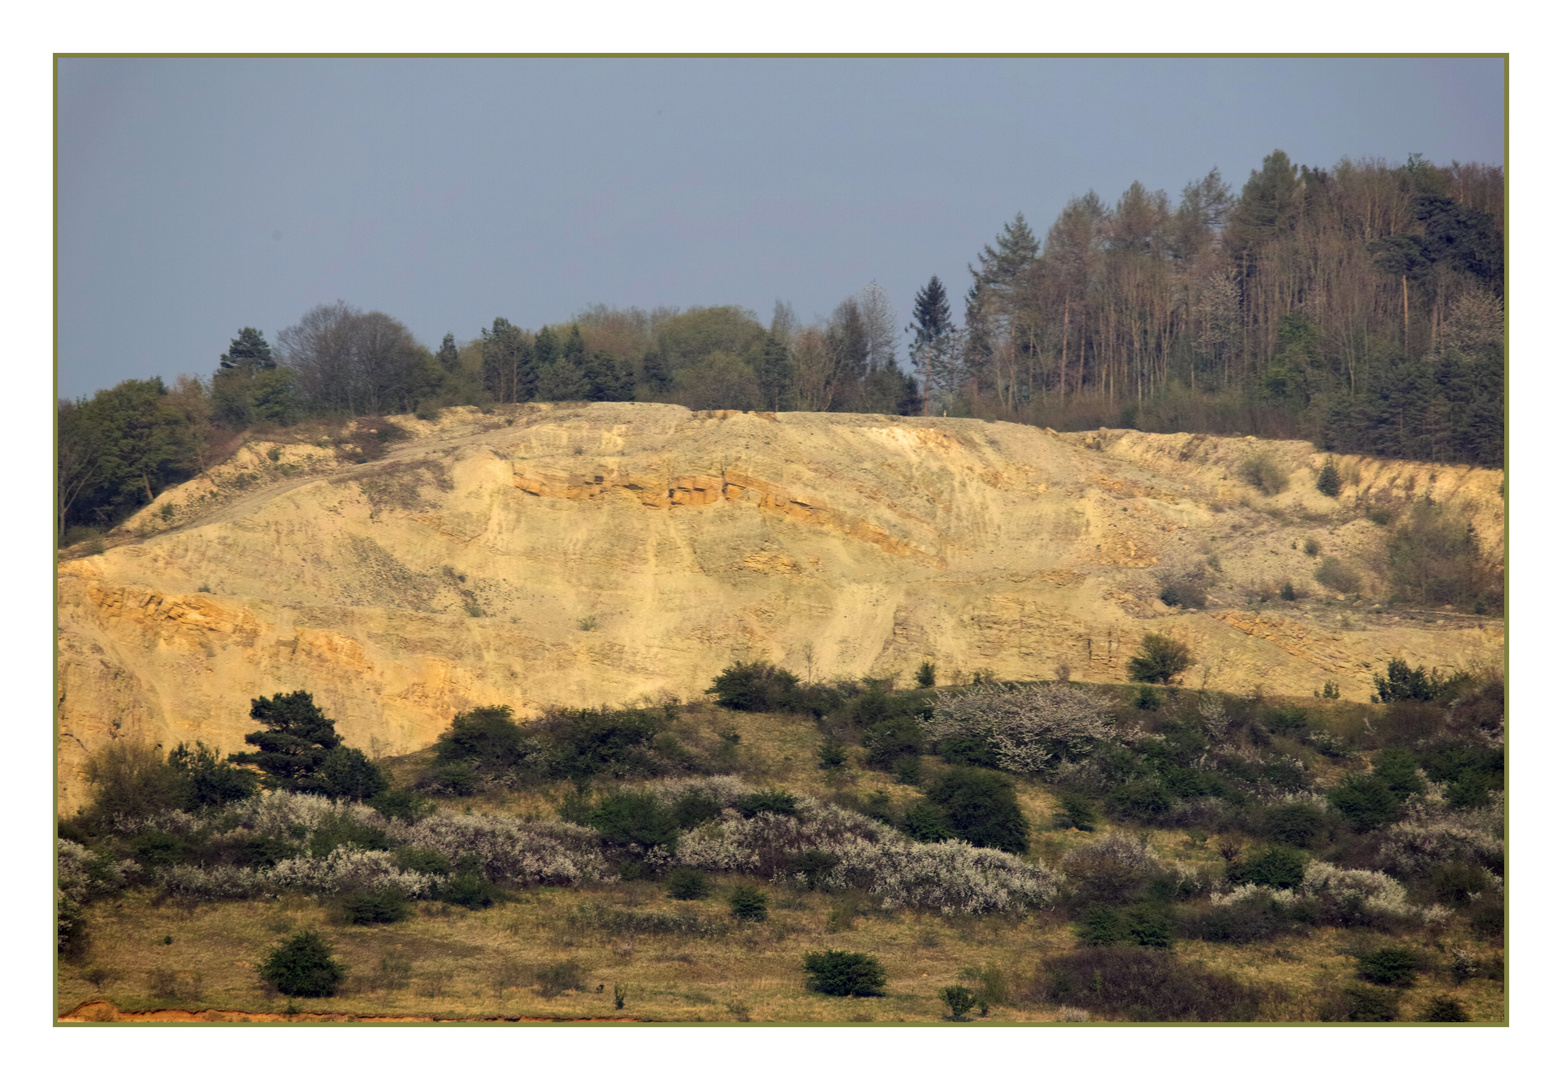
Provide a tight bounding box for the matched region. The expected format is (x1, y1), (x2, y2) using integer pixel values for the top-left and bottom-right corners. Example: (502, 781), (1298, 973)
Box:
(56, 403), (1505, 811)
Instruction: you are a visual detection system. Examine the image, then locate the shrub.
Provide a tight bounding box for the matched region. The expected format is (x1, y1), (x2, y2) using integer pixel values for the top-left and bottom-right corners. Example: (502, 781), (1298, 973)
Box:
(1357, 946), (1419, 987)
(1105, 779), (1172, 823)
(863, 715), (924, 771)
(936, 734), (999, 768)
(1181, 894), (1288, 944)
(1328, 773), (1402, 832)
(738, 788), (799, 819)
(1372, 747), (1426, 799)
(82, 741), (183, 829)
(708, 661), (800, 712)
(1053, 791), (1098, 832)
(1126, 633), (1193, 685)
(434, 705), (526, 768)
(665, 867), (711, 900)
(431, 762), (478, 796)
(1239, 452), (1288, 496)
(1312, 556), (1361, 595)
(438, 871), (499, 909)
(1372, 658), (1443, 703)
(901, 800), (953, 842)
(1386, 497), (1497, 609)
(533, 959), (586, 998)
(1303, 537), (1322, 557)
(339, 887), (412, 925)
(369, 788), (435, 824)
(1034, 948), (1270, 1021)
(816, 736), (847, 771)
(1134, 686), (1162, 711)
(1316, 458), (1341, 497)
(1124, 906), (1174, 949)
(261, 931), (345, 997)
(1279, 581), (1296, 601)
(923, 682), (1114, 772)
(395, 846), (452, 876)
(316, 745), (389, 801)
(925, 767), (1029, 854)
(166, 741), (258, 810)
(729, 885), (769, 922)
(1261, 801), (1327, 848)
(802, 950), (887, 996)
(939, 984), (978, 1020)
(916, 661), (937, 688)
(589, 791), (680, 851)
(1078, 906), (1124, 946)
(1229, 846), (1308, 890)
(672, 791), (725, 830)
(1338, 983), (1399, 1022)
(1419, 995), (1471, 1022)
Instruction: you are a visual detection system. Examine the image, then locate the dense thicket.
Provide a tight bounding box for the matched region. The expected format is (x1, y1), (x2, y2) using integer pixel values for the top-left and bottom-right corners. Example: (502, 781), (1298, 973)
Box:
(57, 152), (1501, 545)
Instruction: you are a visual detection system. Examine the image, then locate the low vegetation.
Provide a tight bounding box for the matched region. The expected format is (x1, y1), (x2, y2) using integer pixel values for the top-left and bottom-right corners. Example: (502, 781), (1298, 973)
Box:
(57, 654), (1505, 1023)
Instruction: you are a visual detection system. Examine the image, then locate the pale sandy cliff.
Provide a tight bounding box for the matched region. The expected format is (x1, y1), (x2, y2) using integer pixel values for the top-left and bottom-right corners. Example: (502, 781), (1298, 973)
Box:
(56, 403), (1505, 811)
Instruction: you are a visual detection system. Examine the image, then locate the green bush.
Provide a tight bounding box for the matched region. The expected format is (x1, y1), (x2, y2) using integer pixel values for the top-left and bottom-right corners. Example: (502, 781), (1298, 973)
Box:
(737, 788), (799, 818)
(802, 950), (887, 997)
(1229, 846), (1308, 890)
(863, 714), (924, 771)
(439, 871), (500, 909)
(588, 791), (679, 850)
(1261, 801), (1327, 848)
(1371, 747), (1426, 799)
(1053, 791), (1098, 832)
(395, 846), (453, 876)
(1124, 906), (1174, 949)
(261, 931), (345, 997)
(816, 736), (847, 770)
(1419, 995), (1471, 1022)
(936, 734), (999, 768)
(729, 885), (769, 922)
(1134, 686), (1163, 711)
(924, 767), (1029, 854)
(316, 745), (389, 801)
(1357, 946), (1419, 987)
(1239, 452), (1288, 496)
(1316, 459), (1341, 497)
(1155, 567), (1209, 609)
(432, 762), (478, 796)
(434, 705), (526, 768)
(166, 741), (258, 810)
(1328, 773), (1402, 832)
(665, 867), (711, 901)
(901, 799), (953, 842)
(1312, 556), (1361, 595)
(339, 887), (411, 925)
(672, 791), (724, 830)
(1180, 895), (1288, 945)
(786, 849), (840, 890)
(1105, 779), (1172, 823)
(939, 984), (978, 1020)
(916, 661), (937, 688)
(369, 788), (436, 823)
(708, 661), (800, 712)
(1303, 537), (1322, 557)
(1126, 632), (1193, 685)
(1078, 906), (1124, 947)
(1372, 658), (1443, 703)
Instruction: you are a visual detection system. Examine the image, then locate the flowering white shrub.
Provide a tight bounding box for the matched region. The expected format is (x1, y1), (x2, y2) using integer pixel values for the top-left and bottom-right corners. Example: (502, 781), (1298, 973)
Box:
(57, 839), (137, 904)
(638, 774), (755, 809)
(388, 814), (611, 886)
(227, 789), (354, 836)
(154, 863), (269, 900)
(672, 799), (1059, 915)
(923, 683), (1115, 772)
(266, 846), (438, 897)
(1298, 861), (1416, 922)
(1377, 803), (1504, 878)
(1062, 832), (1161, 876)
(104, 808), (204, 838)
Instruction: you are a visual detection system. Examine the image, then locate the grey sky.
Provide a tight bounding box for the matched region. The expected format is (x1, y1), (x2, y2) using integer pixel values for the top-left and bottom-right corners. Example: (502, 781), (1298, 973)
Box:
(56, 56), (1505, 400)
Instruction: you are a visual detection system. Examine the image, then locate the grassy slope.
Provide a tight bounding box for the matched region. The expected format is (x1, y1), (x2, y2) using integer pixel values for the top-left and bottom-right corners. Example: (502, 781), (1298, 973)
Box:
(56, 693), (1506, 1024)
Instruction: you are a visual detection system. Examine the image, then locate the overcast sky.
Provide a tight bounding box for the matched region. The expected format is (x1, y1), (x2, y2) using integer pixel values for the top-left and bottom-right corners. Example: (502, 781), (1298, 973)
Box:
(56, 56), (1505, 400)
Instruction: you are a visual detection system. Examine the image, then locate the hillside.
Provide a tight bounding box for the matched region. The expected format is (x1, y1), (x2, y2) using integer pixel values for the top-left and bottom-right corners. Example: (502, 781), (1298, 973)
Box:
(55, 402), (1504, 811)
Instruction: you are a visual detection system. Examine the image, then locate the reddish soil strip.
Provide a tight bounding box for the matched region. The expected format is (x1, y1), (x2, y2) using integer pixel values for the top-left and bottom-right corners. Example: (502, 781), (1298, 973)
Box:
(59, 1000), (644, 1024)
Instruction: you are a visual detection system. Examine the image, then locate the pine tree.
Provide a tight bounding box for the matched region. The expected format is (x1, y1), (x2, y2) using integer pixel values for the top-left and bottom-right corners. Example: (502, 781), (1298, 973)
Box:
(219, 328), (275, 374)
(229, 691), (343, 790)
(436, 333), (460, 374)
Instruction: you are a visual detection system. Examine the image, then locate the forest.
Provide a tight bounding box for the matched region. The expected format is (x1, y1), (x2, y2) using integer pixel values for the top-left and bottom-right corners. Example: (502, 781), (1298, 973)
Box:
(56, 150), (1504, 545)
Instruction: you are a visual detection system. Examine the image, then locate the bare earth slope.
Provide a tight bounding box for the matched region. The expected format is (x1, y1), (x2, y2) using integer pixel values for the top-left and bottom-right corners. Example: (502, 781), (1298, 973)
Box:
(56, 403), (1504, 810)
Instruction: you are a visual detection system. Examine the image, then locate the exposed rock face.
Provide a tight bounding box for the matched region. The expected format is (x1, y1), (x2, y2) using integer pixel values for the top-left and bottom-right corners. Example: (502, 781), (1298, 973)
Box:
(56, 403), (1505, 810)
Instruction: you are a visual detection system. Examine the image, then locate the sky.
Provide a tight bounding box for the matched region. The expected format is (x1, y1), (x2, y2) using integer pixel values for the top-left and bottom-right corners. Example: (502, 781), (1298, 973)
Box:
(55, 56), (1506, 399)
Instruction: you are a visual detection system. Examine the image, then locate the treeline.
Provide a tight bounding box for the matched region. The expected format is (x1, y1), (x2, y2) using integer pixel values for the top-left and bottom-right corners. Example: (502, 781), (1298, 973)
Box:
(56, 150), (1503, 546)
(55, 286), (919, 544)
(934, 151), (1504, 467)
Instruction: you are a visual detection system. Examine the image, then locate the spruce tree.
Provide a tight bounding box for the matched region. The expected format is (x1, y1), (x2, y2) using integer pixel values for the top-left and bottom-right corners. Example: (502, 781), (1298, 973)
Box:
(219, 328), (275, 374)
